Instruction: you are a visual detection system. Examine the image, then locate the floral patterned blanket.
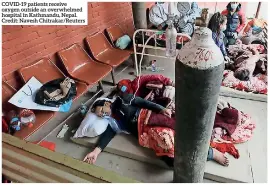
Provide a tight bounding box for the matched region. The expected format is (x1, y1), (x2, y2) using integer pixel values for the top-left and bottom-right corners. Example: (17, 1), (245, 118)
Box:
(222, 70), (267, 94)
(137, 92), (256, 158)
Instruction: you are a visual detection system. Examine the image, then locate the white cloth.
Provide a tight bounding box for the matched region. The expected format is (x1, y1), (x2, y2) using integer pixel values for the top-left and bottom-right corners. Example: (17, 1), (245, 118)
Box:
(8, 77), (59, 111)
(149, 2), (201, 27)
(163, 86), (175, 100)
(73, 112), (109, 138)
(74, 97), (116, 138)
(217, 98), (229, 111)
(149, 3), (180, 27)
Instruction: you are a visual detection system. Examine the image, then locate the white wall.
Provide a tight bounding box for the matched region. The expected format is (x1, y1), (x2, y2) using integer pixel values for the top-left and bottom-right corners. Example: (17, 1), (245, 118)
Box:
(245, 2), (268, 21)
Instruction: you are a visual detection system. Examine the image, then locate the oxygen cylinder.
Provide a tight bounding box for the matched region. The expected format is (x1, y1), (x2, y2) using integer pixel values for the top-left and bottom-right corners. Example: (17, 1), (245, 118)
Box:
(174, 27), (224, 182)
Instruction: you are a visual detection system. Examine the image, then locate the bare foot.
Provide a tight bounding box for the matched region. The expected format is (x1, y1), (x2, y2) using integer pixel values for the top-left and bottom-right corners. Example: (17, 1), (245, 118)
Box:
(212, 148), (229, 166)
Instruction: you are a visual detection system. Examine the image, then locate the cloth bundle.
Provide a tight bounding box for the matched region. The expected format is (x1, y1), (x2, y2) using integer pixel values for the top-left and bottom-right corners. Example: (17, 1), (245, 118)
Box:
(211, 98), (256, 159)
(115, 35), (132, 50)
(35, 77), (77, 107)
(212, 99), (256, 144)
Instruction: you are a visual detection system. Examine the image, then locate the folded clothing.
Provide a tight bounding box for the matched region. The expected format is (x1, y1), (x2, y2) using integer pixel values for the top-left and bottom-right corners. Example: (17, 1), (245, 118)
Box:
(212, 110), (256, 144)
(214, 108), (239, 136)
(32, 141), (56, 151)
(210, 142), (240, 159)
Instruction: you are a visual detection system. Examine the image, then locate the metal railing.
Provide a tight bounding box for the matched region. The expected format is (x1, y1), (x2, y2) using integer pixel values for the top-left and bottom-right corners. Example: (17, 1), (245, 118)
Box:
(132, 29), (191, 76)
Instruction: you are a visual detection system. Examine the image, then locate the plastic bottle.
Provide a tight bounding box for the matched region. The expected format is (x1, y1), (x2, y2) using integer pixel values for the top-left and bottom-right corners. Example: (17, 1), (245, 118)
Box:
(151, 60), (157, 72)
(165, 20), (177, 57)
(19, 109), (36, 128)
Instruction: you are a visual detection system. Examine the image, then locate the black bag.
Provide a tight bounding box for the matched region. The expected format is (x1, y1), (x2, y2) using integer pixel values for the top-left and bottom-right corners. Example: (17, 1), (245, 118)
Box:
(34, 77), (77, 107)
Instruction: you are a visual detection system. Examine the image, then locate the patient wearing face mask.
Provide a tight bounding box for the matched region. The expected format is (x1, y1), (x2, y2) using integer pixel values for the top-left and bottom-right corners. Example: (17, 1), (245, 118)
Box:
(83, 94), (230, 167)
(234, 46), (262, 81)
(208, 12), (231, 64)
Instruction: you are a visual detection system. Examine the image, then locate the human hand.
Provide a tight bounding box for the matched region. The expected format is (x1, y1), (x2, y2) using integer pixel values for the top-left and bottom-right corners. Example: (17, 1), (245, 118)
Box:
(232, 32), (238, 39)
(83, 147), (101, 164)
(224, 56), (231, 63)
(161, 108), (172, 118)
(171, 81), (175, 87)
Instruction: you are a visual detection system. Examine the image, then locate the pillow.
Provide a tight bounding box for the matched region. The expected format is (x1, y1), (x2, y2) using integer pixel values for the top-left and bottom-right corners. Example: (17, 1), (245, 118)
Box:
(73, 112), (109, 138)
(115, 35), (131, 50)
(163, 86), (175, 100)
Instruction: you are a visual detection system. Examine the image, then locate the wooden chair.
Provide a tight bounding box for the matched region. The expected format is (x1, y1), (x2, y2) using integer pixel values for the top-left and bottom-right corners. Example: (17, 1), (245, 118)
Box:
(57, 44), (112, 89)
(85, 32), (131, 85)
(2, 81), (54, 140)
(19, 57), (88, 100)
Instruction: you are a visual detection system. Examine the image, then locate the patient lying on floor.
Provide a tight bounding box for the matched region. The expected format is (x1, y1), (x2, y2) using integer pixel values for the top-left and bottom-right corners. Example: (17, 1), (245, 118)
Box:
(222, 41), (267, 94)
(233, 46), (266, 81)
(82, 92), (229, 167)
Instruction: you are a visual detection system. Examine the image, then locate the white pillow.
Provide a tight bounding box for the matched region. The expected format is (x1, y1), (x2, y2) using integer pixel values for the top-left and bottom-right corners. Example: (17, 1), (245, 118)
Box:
(73, 112), (109, 138)
(163, 86), (175, 100)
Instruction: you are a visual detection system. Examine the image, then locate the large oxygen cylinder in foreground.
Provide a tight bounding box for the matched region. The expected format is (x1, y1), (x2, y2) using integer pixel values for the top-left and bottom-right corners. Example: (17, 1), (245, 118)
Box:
(174, 27), (224, 182)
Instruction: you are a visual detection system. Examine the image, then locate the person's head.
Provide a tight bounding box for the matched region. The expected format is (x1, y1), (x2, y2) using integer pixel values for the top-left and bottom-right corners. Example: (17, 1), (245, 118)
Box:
(117, 79), (133, 95)
(91, 100), (112, 117)
(234, 69), (250, 81)
(208, 12), (227, 33)
(228, 2), (240, 12)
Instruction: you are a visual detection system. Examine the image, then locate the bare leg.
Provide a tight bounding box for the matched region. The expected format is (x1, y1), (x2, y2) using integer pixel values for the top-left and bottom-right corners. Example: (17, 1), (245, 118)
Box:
(212, 148), (229, 166)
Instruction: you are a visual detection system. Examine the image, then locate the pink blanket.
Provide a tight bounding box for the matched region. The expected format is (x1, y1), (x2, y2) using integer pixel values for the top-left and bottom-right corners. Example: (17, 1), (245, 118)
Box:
(222, 70), (267, 94)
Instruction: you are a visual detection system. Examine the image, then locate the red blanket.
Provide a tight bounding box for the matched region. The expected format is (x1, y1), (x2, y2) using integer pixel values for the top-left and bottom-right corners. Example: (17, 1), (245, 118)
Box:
(138, 109), (175, 158)
(210, 142), (240, 159)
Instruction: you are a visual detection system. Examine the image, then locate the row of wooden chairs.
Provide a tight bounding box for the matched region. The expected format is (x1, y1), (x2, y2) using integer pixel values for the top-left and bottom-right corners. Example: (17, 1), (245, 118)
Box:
(2, 24), (133, 140)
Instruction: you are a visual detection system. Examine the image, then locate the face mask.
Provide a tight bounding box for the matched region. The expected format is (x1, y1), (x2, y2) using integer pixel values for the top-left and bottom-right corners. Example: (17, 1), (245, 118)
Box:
(221, 26), (226, 31)
(121, 85), (127, 93)
(231, 3), (238, 10)
(102, 112), (110, 118)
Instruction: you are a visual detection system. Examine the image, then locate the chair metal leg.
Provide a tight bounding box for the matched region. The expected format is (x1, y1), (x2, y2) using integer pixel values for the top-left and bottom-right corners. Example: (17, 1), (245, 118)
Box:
(111, 69), (116, 86)
(98, 81), (104, 93)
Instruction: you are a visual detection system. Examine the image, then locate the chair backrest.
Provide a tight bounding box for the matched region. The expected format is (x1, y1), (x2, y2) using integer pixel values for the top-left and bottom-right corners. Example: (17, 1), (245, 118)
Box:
(106, 24), (125, 44)
(19, 58), (65, 83)
(58, 44), (94, 75)
(85, 32), (112, 58)
(2, 81), (17, 113)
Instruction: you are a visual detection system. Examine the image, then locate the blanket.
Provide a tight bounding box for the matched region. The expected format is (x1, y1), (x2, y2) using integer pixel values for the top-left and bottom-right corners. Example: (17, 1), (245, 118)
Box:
(138, 108), (175, 158)
(222, 70), (267, 94)
(222, 40), (267, 94)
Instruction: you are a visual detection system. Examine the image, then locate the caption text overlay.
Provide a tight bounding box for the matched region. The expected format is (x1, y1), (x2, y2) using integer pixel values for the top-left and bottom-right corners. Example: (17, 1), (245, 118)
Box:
(1, 1), (88, 25)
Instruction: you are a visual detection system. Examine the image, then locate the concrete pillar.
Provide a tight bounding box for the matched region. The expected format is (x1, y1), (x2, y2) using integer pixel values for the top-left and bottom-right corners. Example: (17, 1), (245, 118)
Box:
(131, 2), (147, 29)
(131, 2), (150, 69)
(174, 27), (224, 182)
